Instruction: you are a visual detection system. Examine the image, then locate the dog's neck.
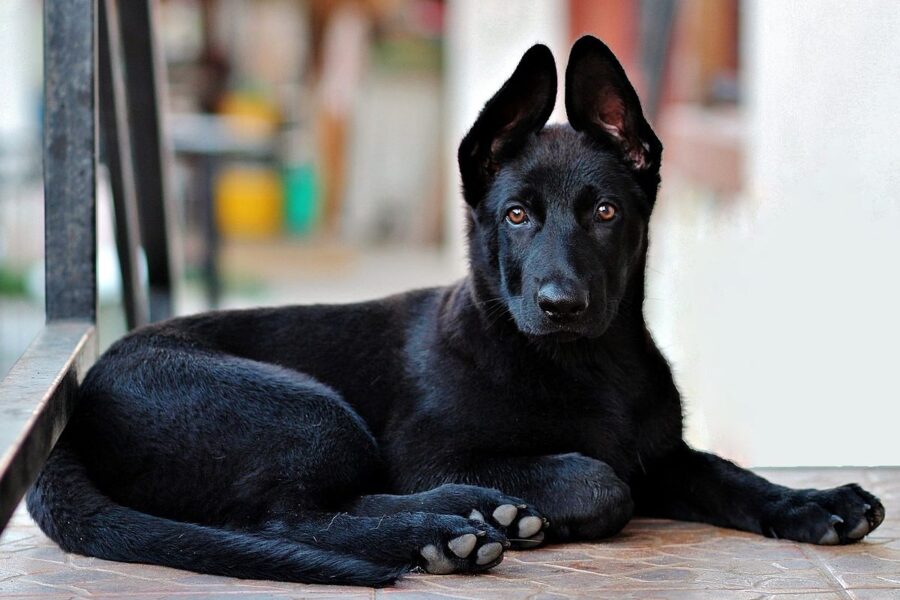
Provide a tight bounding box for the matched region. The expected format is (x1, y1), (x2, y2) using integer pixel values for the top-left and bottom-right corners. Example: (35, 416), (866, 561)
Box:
(441, 265), (651, 368)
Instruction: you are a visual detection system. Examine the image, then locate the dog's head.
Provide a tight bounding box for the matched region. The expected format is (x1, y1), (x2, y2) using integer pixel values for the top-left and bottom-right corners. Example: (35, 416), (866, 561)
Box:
(459, 36), (662, 341)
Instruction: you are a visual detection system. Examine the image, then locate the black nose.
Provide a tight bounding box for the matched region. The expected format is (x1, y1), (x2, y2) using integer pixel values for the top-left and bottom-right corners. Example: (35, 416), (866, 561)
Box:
(537, 282), (589, 318)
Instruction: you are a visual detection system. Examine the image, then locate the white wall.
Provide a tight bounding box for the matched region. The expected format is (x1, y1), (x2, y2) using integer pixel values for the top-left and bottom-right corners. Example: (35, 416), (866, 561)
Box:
(0, 0), (41, 145)
(443, 0), (568, 274)
(649, 1), (900, 466)
(443, 0), (899, 467)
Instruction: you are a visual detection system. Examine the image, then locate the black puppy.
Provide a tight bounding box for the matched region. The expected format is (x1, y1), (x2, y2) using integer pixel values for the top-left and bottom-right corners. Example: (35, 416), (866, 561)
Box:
(27, 36), (884, 586)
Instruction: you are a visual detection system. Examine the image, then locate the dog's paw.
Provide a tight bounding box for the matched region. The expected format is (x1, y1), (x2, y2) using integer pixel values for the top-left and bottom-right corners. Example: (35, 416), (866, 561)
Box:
(422, 484), (549, 549)
(763, 484), (885, 545)
(418, 517), (507, 574)
(467, 500), (548, 549)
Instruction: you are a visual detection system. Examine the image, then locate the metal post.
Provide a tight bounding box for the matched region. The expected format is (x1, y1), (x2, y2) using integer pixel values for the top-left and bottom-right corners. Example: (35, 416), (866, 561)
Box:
(199, 156), (221, 308)
(119, 0), (178, 322)
(99, 0), (149, 330)
(0, 0), (100, 531)
(44, 0), (98, 323)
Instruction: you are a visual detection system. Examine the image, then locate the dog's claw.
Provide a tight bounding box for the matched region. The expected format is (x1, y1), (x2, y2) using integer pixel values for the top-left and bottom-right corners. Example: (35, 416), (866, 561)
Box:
(469, 509), (485, 523)
(514, 530), (545, 548)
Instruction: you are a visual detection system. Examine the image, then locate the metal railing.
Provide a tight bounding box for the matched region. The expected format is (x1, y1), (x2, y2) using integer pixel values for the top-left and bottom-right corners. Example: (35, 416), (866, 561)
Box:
(0, 0), (175, 532)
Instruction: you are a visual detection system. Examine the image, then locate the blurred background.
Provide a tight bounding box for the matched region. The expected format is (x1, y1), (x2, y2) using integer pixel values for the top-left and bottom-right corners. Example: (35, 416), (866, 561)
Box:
(1, 0), (898, 467)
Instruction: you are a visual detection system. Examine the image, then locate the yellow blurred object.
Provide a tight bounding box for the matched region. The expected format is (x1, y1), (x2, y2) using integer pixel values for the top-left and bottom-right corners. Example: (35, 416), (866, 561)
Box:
(215, 167), (284, 238)
(219, 92), (280, 136)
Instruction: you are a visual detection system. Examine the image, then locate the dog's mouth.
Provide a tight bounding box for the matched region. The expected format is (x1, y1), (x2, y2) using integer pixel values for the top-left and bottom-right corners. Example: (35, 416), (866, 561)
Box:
(518, 314), (602, 342)
(526, 329), (583, 343)
(503, 296), (618, 342)
(514, 306), (619, 343)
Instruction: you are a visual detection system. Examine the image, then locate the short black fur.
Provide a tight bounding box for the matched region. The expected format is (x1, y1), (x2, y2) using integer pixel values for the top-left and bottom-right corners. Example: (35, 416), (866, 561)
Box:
(27, 36), (885, 586)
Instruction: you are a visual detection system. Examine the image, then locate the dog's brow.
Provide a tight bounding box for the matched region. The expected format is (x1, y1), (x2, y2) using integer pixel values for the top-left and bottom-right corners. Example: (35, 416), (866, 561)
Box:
(573, 186), (600, 210)
(517, 185), (539, 200)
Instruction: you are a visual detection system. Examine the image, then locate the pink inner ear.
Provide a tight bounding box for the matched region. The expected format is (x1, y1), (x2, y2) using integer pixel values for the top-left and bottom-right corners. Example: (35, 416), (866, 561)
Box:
(598, 119), (624, 141)
(595, 94), (650, 170)
(597, 92), (627, 135)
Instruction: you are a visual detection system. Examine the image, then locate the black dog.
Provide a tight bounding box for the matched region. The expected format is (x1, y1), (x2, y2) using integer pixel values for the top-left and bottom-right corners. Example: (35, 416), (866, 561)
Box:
(27, 36), (884, 586)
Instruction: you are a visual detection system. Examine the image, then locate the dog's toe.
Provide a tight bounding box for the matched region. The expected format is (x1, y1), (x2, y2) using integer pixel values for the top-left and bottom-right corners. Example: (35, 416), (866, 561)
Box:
(514, 530), (545, 548)
(492, 504), (518, 526)
(846, 516), (870, 540)
(818, 516), (842, 545)
(517, 516), (543, 538)
(447, 533), (477, 558)
(420, 543), (456, 574)
(476, 542), (504, 565)
(419, 516), (508, 575)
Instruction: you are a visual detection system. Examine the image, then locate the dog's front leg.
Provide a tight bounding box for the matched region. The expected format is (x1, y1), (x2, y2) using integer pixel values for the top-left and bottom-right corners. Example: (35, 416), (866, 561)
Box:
(636, 441), (885, 544)
(440, 453), (634, 544)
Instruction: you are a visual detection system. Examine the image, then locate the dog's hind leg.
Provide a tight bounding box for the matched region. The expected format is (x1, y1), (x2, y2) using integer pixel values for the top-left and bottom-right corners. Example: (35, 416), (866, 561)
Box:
(71, 337), (383, 525)
(346, 483), (549, 548)
(261, 511), (508, 574)
(65, 334), (512, 578)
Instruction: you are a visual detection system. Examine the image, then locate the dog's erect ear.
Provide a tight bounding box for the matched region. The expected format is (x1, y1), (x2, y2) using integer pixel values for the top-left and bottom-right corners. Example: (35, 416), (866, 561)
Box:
(565, 35), (661, 172)
(458, 44), (557, 205)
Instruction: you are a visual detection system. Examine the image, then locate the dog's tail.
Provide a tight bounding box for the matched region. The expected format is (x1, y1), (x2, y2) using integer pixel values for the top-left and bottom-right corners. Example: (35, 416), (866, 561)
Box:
(25, 439), (405, 586)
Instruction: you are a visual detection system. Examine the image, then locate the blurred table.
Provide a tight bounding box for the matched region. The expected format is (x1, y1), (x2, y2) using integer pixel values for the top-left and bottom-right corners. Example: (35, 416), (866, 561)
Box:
(169, 113), (277, 309)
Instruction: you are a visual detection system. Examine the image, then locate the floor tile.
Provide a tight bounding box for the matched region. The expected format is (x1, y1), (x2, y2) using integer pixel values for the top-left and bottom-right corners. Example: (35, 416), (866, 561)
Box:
(1, 468), (897, 598)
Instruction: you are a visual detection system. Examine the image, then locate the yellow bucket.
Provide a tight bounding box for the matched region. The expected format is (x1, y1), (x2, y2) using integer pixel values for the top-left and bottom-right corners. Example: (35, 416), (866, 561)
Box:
(215, 166), (283, 238)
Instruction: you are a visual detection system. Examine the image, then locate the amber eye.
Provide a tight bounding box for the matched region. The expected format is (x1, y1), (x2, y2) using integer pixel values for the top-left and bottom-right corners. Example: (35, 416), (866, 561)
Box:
(595, 202), (617, 222)
(506, 206), (528, 225)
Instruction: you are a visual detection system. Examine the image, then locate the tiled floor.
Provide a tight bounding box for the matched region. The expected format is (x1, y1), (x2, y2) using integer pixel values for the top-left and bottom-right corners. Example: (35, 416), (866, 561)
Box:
(1, 468), (897, 599)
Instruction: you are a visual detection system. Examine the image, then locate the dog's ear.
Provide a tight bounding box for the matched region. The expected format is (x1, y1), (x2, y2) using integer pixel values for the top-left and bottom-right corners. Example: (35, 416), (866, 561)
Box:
(565, 35), (661, 173)
(458, 44), (557, 206)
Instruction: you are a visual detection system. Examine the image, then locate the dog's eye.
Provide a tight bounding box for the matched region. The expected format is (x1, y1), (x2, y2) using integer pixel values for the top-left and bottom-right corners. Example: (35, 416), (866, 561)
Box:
(506, 206), (528, 225)
(595, 202), (617, 222)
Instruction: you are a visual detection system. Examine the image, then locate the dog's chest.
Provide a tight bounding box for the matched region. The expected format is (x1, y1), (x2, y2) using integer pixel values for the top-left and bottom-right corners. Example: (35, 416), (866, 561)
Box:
(422, 364), (653, 477)
(505, 374), (641, 463)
